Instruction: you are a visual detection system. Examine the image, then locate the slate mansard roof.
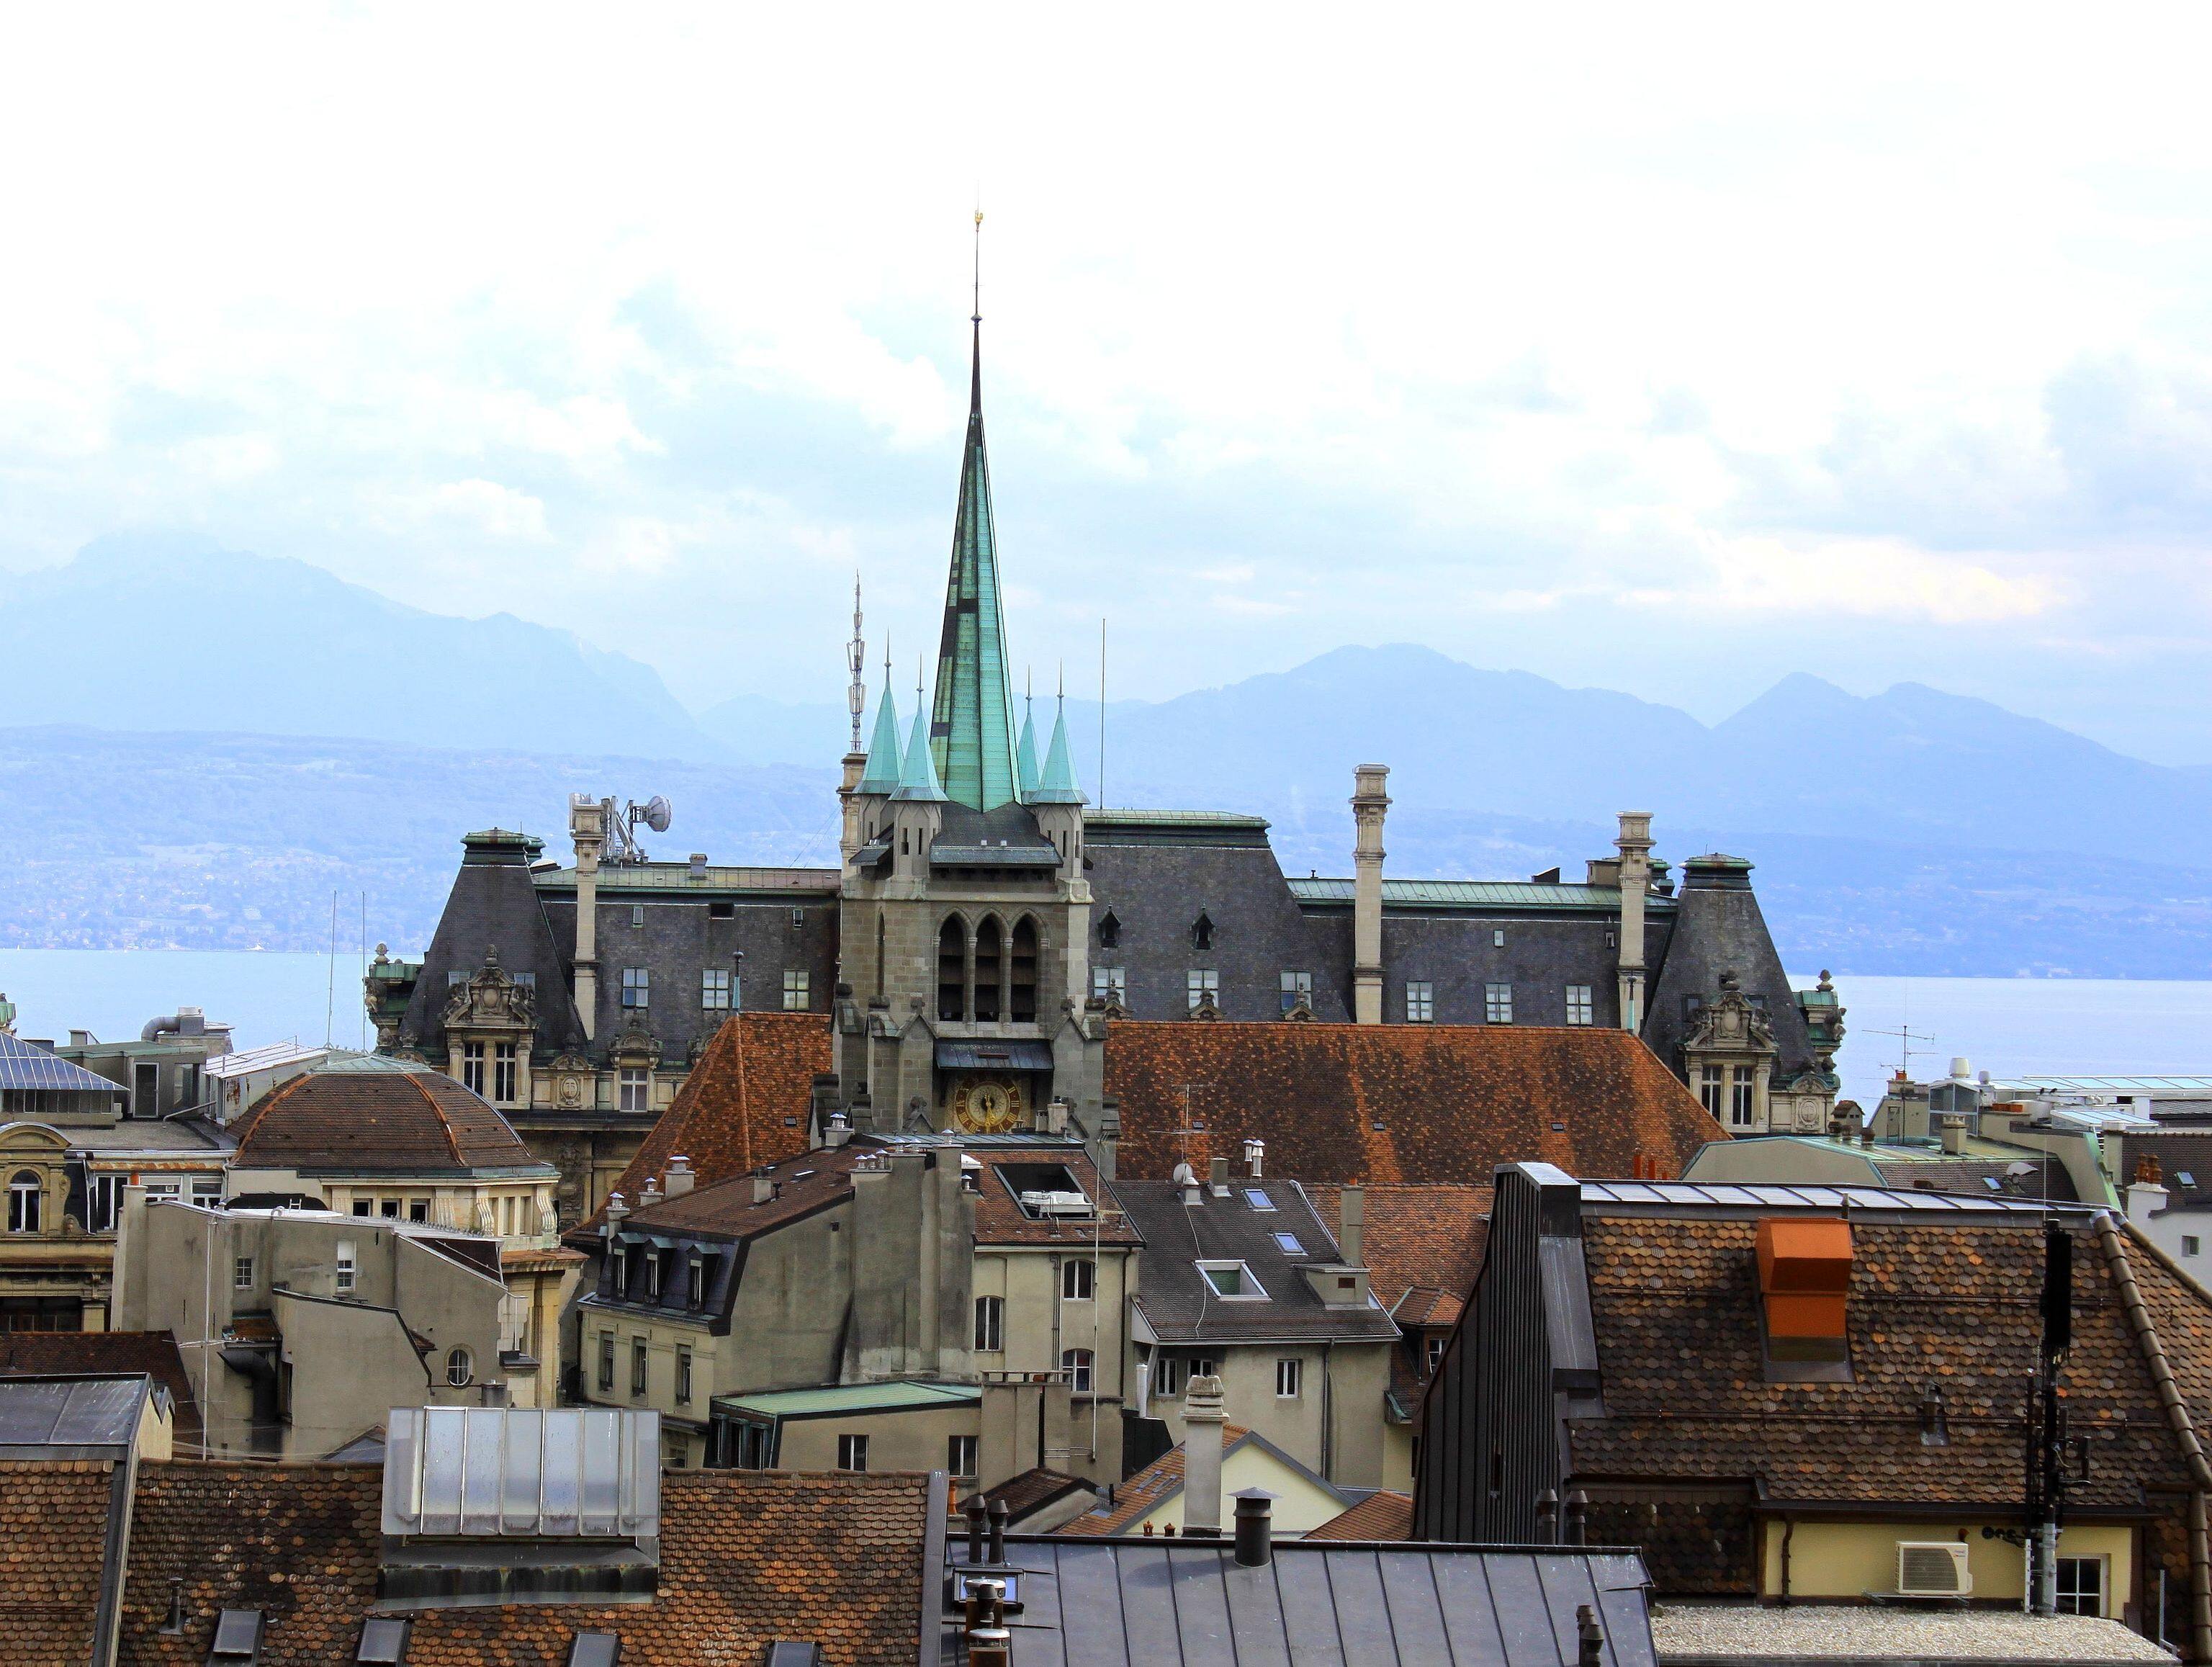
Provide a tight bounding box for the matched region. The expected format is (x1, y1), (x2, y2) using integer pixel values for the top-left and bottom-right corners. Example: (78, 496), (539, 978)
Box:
(230, 1057), (552, 1179)
(1104, 1020), (1728, 1185)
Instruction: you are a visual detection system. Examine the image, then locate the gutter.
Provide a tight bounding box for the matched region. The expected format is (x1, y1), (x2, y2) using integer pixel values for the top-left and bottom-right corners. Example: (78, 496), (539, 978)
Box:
(89, 1442), (138, 1667)
(2095, 1210), (2212, 1663)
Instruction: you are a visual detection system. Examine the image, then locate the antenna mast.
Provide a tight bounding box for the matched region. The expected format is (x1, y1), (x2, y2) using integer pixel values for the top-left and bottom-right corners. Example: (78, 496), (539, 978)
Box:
(847, 574), (866, 753)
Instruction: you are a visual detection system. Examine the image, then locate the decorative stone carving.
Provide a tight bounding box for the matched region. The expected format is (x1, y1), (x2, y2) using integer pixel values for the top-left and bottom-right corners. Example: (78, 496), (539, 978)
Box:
(442, 945), (537, 1032)
(608, 1013), (663, 1069)
(1187, 988), (1222, 1022)
(548, 1049), (593, 1110)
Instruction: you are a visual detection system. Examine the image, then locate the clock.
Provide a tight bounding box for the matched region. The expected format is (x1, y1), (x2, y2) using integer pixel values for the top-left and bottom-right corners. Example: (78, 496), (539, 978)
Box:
(952, 1078), (1025, 1134)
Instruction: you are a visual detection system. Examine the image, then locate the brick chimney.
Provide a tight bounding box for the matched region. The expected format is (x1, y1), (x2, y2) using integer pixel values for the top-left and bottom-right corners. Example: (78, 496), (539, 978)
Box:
(1181, 1372), (1228, 1537)
(1351, 765), (1390, 1023)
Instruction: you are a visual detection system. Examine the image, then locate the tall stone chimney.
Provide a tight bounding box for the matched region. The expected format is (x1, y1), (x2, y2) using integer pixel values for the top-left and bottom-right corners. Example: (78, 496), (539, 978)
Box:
(1181, 1372), (1228, 1537)
(1614, 812), (1653, 1035)
(568, 794), (606, 1042)
(1338, 1184), (1364, 1267)
(1351, 765), (1390, 1025)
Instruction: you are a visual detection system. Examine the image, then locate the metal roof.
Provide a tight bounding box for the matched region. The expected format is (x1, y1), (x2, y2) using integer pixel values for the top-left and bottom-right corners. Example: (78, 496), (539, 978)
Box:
(1287, 878), (1678, 913)
(204, 1039), (330, 1080)
(943, 1538), (1656, 1667)
(936, 1040), (1056, 1073)
(2002, 1075), (2212, 1095)
(712, 1380), (980, 1419)
(932, 845), (1062, 867)
(1579, 1177), (2095, 1216)
(1087, 809), (1272, 830)
(382, 1406), (660, 1540)
(532, 864), (840, 895)
(0, 1032), (127, 1095)
(0, 1374), (151, 1451)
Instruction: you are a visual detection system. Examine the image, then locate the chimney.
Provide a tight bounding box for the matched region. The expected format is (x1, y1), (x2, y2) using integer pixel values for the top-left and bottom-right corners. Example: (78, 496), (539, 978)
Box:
(823, 1111), (852, 1149)
(1175, 1161), (1202, 1208)
(603, 1192), (628, 1238)
(1181, 1373), (1228, 1537)
(1208, 1156), (1231, 1198)
(1939, 1113), (1966, 1156)
(1339, 1185), (1364, 1267)
(2128, 1154), (2170, 1227)
(640, 1174), (663, 1209)
(1576, 1605), (1605, 1667)
(688, 852), (708, 880)
(1614, 813), (1653, 1034)
(1045, 1097), (1070, 1136)
(663, 1155), (694, 1198)
(1232, 1489), (1274, 1567)
(1243, 1138), (1264, 1178)
(68, 1029), (90, 1048)
(961, 1576), (1011, 1667)
(1350, 765), (1390, 1023)
(752, 1169), (775, 1205)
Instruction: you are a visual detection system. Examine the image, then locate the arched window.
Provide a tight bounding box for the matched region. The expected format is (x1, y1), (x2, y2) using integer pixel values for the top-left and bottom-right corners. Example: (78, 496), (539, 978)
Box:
(1097, 909), (1120, 949)
(937, 918), (968, 1022)
(1061, 1347), (1094, 1394)
(6, 1171), (40, 1234)
(1010, 917), (1040, 1023)
(873, 915), (886, 1002)
(446, 1347), (473, 1388)
(973, 918), (1003, 1023)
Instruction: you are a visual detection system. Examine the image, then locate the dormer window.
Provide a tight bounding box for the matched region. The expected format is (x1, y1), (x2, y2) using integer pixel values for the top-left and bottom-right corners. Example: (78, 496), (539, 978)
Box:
(611, 1246), (628, 1295)
(1198, 1260), (1266, 1300)
(1190, 911), (1215, 951)
(1097, 909), (1121, 948)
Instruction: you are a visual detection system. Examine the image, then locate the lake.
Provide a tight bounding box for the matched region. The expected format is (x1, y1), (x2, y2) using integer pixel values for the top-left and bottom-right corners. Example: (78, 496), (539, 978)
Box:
(1, 950), (2207, 1111)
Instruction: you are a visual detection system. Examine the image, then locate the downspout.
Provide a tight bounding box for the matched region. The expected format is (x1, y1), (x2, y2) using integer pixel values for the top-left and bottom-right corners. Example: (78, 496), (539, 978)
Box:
(90, 1442), (139, 1667)
(2095, 1211), (2212, 1662)
(1780, 1516), (1794, 1605)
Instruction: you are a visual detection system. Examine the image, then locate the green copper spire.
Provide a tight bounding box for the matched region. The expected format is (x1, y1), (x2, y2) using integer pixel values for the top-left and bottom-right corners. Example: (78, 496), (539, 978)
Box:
(856, 663), (904, 796)
(927, 317), (1022, 812)
(893, 672), (947, 802)
(1015, 676), (1041, 803)
(1031, 694), (1084, 805)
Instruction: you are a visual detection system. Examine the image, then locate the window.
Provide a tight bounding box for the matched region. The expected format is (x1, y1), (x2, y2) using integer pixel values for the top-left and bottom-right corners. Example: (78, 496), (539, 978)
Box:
(1279, 971), (1311, 1013)
(191, 1177), (222, 1208)
(1730, 1066), (1755, 1128)
(1484, 982), (1513, 1024)
(1061, 1259), (1094, 1301)
(448, 970), (468, 987)
(837, 1433), (869, 1471)
(1061, 1348), (1094, 1393)
(611, 1246), (629, 1294)
(88, 1174), (123, 1234)
(353, 1199), (373, 1217)
(619, 1067), (651, 1113)
(493, 1043), (517, 1103)
(1092, 966), (1125, 1004)
(709, 900), (734, 920)
(675, 1345), (693, 1405)
(1186, 969), (1219, 1010)
(630, 904), (645, 927)
(782, 969), (810, 1010)
(1198, 1261), (1264, 1300)
(1275, 1357), (1303, 1398)
(2181, 1172), (2200, 1188)
(1426, 1334), (1447, 1372)
(1097, 909), (1120, 948)
(141, 1180), (181, 1203)
(938, 918), (968, 1021)
(1493, 928), (1506, 948)
(1272, 1231), (1305, 1255)
(381, 1200), (400, 1219)
(621, 967), (649, 1010)
(948, 1434), (979, 1478)
(974, 1295), (1004, 1353)
(701, 968), (732, 1011)
(598, 1333), (615, 1391)
(446, 1347), (473, 1388)
(1700, 1064), (1725, 1119)
(1244, 1188), (1275, 1211)
(972, 918), (1002, 1023)
(233, 1257), (254, 1289)
(688, 1252), (706, 1305)
(462, 1041), (486, 1096)
(730, 1422), (773, 1470)
(336, 1241), (356, 1292)
(2187, 1236), (2203, 1257)
(1405, 981), (1434, 1023)
(1155, 1355), (1183, 1399)
(645, 1252), (662, 1301)
(409, 1199), (429, 1223)
(2056, 1555), (2106, 1617)
(631, 1339), (649, 1397)
(1565, 984), (1593, 1025)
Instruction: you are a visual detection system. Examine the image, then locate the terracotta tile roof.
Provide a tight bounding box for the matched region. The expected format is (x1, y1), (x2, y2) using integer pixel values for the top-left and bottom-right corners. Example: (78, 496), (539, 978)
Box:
(0, 1458), (115, 1665)
(596, 1012), (832, 1223)
(1306, 1489), (1413, 1542)
(1056, 1425), (1254, 1537)
(230, 1064), (546, 1176)
(969, 1147), (1143, 1246)
(114, 1462), (931, 1666)
(1104, 1020), (1725, 1184)
(1306, 1183), (1490, 1329)
(1566, 1209), (2212, 1512)
(0, 1331), (200, 1447)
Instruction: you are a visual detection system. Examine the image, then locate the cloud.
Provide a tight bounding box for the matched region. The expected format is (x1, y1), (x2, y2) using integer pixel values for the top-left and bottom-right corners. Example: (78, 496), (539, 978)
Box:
(1642, 535), (2064, 624)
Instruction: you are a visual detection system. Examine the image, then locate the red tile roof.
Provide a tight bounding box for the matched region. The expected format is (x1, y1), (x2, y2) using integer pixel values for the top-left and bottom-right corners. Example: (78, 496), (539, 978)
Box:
(114, 1462), (930, 1666)
(1305, 1183), (1490, 1330)
(0, 1331), (200, 1447)
(1306, 1490), (1413, 1542)
(231, 1064), (543, 1174)
(969, 1147), (1142, 1246)
(1056, 1424), (1255, 1537)
(0, 1458), (115, 1665)
(1103, 1020), (1725, 1184)
(597, 1012), (832, 1223)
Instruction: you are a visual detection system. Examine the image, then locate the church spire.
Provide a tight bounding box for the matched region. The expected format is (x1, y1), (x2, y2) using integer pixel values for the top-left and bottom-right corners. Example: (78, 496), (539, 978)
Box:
(1015, 670), (1041, 802)
(927, 212), (1022, 812)
(894, 660), (948, 803)
(1031, 676), (1085, 806)
(856, 642), (904, 796)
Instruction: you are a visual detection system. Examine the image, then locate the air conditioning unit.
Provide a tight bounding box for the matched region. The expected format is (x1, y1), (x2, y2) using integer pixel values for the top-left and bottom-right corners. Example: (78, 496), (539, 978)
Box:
(1896, 1542), (1972, 1596)
(1020, 1190), (1094, 1218)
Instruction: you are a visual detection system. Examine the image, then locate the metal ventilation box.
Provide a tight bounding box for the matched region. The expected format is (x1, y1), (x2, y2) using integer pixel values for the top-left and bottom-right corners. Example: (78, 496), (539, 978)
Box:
(1895, 1541), (1972, 1596)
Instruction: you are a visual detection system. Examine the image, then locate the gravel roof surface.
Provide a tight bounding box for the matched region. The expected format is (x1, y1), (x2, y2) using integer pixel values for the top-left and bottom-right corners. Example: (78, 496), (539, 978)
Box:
(1651, 1604), (2172, 1661)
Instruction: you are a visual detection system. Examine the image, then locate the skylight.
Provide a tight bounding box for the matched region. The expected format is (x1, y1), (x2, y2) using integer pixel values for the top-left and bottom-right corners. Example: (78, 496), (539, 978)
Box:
(1244, 1188), (1276, 1211)
(2182, 1172), (2198, 1187)
(1198, 1260), (1267, 1300)
(1272, 1232), (1305, 1255)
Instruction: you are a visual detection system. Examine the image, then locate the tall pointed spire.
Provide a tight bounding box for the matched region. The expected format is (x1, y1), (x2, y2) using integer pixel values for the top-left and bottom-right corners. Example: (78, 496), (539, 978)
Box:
(856, 644), (904, 796)
(1015, 670), (1041, 802)
(1032, 678), (1085, 806)
(928, 212), (1022, 812)
(894, 660), (948, 803)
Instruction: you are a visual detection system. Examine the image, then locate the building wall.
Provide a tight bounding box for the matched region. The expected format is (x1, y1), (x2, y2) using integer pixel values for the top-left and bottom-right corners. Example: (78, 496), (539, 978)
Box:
(973, 1241), (1133, 1480)
(1119, 1440), (1349, 1538)
(1757, 1519), (2134, 1612)
(1141, 1341), (1391, 1491)
(770, 1402), (979, 1477)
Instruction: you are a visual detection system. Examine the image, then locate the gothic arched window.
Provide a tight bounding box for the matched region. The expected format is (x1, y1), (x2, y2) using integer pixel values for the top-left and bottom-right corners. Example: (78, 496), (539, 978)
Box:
(1010, 917), (1040, 1023)
(937, 918), (968, 1023)
(974, 918), (1004, 1023)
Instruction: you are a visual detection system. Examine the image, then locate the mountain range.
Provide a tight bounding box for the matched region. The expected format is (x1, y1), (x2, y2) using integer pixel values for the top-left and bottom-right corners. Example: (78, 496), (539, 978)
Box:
(1, 538), (2208, 976)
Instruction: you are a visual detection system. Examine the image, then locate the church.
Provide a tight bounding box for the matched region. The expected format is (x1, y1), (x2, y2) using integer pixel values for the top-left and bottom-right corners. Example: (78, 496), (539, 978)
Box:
(371, 310), (1842, 1222)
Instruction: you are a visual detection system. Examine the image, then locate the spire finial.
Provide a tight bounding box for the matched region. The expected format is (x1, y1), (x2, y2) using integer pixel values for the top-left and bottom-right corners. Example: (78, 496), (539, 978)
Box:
(972, 207), (984, 325)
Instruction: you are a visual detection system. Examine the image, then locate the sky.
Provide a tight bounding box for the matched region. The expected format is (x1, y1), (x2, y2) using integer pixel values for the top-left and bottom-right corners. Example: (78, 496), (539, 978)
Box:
(4, 6), (2212, 761)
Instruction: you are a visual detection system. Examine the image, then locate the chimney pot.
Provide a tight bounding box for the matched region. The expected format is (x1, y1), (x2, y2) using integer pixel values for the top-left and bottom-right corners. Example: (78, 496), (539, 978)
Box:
(986, 1498), (1008, 1565)
(1243, 1138), (1264, 1178)
(965, 1495), (987, 1563)
(1232, 1488), (1275, 1567)
(1208, 1156), (1230, 1197)
(1179, 1372), (1228, 1537)
(1939, 1113), (1966, 1155)
(752, 1170), (773, 1205)
(1577, 1604), (1605, 1667)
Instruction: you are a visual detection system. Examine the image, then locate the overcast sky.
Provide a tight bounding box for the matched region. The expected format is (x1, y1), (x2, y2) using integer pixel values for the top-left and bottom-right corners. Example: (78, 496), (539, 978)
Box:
(4, 6), (2211, 761)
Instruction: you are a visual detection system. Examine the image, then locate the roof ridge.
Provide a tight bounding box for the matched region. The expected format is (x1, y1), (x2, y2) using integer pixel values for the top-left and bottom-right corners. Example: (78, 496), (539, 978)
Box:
(407, 1070), (469, 1168)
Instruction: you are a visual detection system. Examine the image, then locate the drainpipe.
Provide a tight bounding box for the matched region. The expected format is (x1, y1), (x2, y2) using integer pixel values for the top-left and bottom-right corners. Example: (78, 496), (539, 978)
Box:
(2095, 1212), (2212, 1662)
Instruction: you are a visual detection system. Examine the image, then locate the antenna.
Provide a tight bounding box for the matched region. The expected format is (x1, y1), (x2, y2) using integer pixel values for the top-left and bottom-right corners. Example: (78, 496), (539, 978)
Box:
(1098, 618), (1107, 809)
(847, 573), (866, 752)
(972, 207), (984, 324)
(1171, 1083), (1213, 1163)
(1866, 1022), (1935, 1080)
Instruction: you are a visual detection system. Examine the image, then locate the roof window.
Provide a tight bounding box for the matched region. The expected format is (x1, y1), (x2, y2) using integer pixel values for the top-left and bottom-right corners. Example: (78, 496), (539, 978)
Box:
(210, 1608), (266, 1663)
(356, 1617), (411, 1663)
(1756, 1216), (1853, 1383)
(2181, 1172), (2198, 1187)
(997, 1162), (1093, 1220)
(1243, 1188), (1275, 1212)
(1272, 1232), (1305, 1256)
(1198, 1260), (1266, 1300)
(1982, 1177), (2002, 1191)
(568, 1635), (621, 1667)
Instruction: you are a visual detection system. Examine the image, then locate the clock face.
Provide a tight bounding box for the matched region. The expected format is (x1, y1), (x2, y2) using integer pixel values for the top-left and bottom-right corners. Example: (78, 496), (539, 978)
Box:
(953, 1079), (1024, 1134)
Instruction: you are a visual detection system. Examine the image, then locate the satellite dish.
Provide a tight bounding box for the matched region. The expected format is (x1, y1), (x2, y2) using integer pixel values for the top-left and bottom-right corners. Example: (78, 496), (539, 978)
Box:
(642, 795), (673, 834)
(2005, 1162), (2034, 1178)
